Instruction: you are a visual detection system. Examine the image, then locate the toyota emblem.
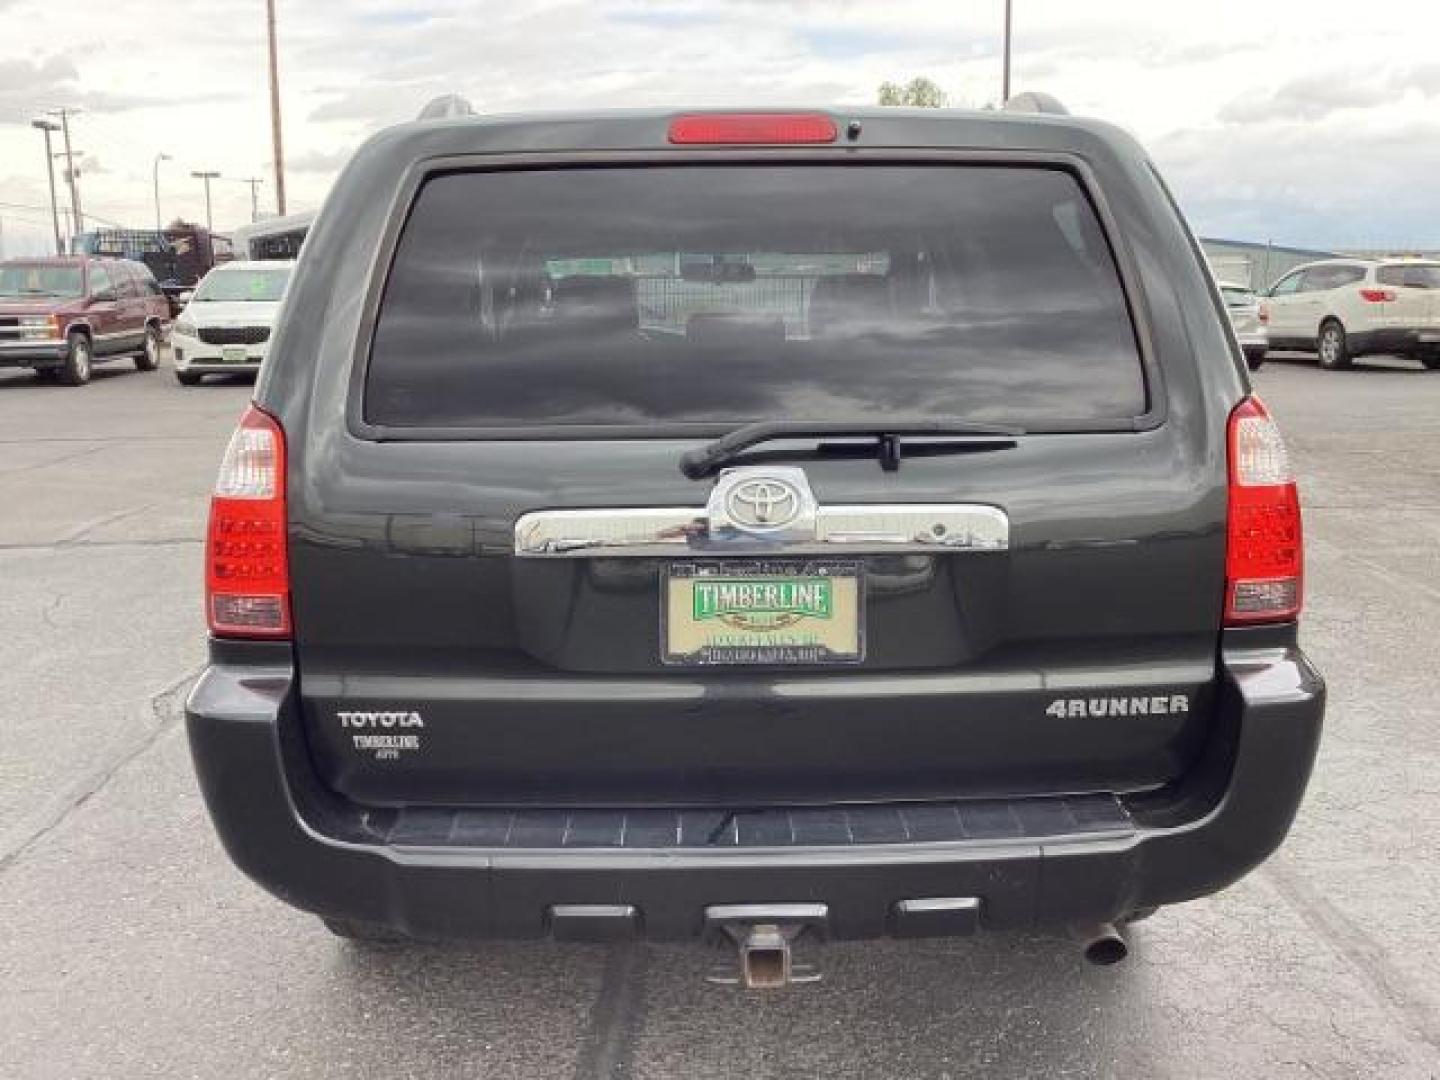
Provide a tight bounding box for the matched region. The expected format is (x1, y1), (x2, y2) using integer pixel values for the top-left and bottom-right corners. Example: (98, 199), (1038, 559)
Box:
(725, 478), (801, 529)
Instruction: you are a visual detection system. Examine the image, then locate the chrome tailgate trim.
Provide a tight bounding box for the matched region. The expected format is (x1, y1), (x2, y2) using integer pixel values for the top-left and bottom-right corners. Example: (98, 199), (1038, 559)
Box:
(514, 504), (1009, 557)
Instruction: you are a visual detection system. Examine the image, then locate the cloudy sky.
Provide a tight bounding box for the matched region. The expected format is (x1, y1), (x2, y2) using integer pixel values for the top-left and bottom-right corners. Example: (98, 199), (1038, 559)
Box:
(2, 0), (1439, 256)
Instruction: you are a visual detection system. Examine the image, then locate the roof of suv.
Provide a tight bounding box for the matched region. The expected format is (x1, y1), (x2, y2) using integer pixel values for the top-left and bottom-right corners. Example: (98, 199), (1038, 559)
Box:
(342, 105), (1134, 164)
(0, 256), (91, 267)
(206, 259), (296, 272)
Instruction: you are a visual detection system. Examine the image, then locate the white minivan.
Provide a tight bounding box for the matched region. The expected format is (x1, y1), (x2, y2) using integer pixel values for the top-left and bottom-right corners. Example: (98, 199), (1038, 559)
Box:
(1262, 259), (1440, 370)
(169, 261), (294, 385)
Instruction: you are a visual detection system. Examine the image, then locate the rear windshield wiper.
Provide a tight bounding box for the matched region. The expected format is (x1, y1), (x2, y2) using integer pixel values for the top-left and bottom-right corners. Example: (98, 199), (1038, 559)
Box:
(680, 419), (1025, 478)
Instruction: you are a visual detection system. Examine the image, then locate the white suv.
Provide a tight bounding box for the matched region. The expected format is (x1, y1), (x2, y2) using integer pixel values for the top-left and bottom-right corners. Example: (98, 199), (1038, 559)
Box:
(1262, 259), (1440, 370)
(1219, 282), (1267, 371)
(169, 260), (294, 385)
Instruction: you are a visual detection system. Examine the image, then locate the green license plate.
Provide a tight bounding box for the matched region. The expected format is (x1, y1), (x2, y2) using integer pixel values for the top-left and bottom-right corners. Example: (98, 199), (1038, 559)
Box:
(663, 561), (864, 666)
(221, 345), (248, 364)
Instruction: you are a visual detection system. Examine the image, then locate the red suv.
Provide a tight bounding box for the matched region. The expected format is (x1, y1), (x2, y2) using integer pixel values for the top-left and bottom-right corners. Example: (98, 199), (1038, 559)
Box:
(0, 256), (169, 385)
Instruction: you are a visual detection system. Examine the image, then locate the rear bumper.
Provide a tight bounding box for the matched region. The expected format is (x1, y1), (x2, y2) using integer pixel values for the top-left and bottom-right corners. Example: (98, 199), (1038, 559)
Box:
(1349, 327), (1440, 355)
(0, 340), (66, 367)
(185, 635), (1324, 942)
(1236, 331), (1267, 355)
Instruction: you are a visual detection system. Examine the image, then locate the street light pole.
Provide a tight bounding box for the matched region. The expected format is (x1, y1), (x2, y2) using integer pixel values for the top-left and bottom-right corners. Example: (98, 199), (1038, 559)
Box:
(31, 119), (63, 254)
(1002, 0), (1013, 104)
(191, 170), (221, 233)
(153, 153), (172, 234)
(266, 0), (288, 216)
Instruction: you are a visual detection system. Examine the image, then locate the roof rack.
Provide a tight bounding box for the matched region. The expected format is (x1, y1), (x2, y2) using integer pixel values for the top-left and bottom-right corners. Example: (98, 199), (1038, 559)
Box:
(1002, 92), (1069, 116)
(417, 94), (476, 121)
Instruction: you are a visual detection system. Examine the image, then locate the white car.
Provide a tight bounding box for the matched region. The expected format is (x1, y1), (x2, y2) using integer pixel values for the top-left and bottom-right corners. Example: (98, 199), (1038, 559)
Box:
(1218, 282), (1267, 371)
(169, 260), (294, 385)
(1261, 258), (1440, 371)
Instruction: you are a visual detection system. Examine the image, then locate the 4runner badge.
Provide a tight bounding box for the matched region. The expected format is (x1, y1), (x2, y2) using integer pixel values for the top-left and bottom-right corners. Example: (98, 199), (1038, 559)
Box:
(1045, 694), (1190, 719)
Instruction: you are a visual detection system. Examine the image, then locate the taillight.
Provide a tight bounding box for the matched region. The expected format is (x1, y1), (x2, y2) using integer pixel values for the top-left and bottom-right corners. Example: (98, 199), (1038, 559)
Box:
(668, 113), (838, 145)
(206, 404), (290, 637)
(1225, 396), (1302, 625)
(1359, 287), (1396, 303)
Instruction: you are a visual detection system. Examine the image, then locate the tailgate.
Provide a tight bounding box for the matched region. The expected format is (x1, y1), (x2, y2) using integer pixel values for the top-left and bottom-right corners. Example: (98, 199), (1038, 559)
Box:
(289, 157), (1226, 808)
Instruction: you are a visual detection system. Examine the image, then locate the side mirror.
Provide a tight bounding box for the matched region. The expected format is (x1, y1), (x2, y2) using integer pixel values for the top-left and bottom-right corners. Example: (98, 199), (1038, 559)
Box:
(91, 288), (118, 304)
(177, 290), (194, 306)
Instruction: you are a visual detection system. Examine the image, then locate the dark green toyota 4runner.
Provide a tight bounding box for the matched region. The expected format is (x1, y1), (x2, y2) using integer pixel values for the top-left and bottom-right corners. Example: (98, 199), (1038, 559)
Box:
(186, 102), (1323, 986)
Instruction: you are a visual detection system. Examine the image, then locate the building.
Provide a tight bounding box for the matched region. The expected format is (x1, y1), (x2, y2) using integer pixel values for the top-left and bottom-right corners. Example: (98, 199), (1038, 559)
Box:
(1200, 237), (1338, 293)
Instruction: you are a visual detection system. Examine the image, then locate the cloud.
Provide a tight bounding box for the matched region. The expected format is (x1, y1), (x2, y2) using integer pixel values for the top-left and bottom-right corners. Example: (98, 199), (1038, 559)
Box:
(0, 53), (237, 125)
(1156, 118), (1440, 248)
(5, 0), (1440, 246)
(1404, 62), (1440, 95)
(288, 146), (356, 173)
(0, 55), (78, 121)
(1220, 63), (1440, 124)
(308, 81), (451, 124)
(1220, 73), (1395, 123)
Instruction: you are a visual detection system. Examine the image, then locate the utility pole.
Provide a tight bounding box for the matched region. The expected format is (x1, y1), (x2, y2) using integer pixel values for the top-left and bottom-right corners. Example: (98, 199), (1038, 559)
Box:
(192, 170), (221, 233)
(49, 108), (83, 234)
(1002, 0), (1013, 104)
(31, 119), (64, 254)
(153, 153), (172, 233)
(236, 177), (264, 222)
(266, 0), (287, 216)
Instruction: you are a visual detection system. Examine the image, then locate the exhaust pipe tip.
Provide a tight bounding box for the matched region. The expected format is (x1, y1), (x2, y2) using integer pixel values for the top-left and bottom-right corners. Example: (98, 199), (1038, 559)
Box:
(1070, 922), (1129, 966)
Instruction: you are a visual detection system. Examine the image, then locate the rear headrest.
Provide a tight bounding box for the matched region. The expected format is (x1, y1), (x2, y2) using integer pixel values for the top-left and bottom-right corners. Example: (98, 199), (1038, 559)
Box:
(686, 313), (786, 346)
(808, 273), (891, 339)
(552, 276), (638, 328)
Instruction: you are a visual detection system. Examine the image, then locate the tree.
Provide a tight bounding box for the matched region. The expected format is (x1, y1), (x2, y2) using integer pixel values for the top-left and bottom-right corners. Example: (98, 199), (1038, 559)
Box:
(877, 77), (949, 108)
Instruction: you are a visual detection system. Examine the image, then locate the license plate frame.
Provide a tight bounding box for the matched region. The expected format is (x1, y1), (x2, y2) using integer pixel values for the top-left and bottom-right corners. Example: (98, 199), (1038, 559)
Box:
(221, 345), (249, 364)
(662, 559), (865, 667)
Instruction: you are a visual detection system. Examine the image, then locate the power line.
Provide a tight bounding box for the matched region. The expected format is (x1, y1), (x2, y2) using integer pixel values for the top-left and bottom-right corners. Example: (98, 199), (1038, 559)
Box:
(232, 177), (264, 223)
(0, 199), (63, 213)
(0, 207), (58, 225)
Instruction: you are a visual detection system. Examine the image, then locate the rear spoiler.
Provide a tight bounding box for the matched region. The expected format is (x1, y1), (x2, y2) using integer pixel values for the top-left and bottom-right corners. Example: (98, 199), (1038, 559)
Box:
(417, 94), (475, 121)
(1003, 91), (1069, 115)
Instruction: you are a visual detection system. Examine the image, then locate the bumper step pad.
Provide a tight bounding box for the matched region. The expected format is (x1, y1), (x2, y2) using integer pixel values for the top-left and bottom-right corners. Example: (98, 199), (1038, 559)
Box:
(380, 793), (1133, 850)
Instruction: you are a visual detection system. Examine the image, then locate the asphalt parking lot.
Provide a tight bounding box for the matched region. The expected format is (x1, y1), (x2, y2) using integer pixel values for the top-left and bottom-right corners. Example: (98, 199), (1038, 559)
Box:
(1, 352), (1438, 1079)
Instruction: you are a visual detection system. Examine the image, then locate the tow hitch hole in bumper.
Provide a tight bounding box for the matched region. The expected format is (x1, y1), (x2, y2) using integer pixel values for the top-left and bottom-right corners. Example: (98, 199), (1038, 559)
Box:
(705, 904), (828, 990)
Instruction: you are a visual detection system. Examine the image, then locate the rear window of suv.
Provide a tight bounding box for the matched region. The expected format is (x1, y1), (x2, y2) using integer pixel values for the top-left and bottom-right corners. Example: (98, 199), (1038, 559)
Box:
(366, 165), (1146, 431)
(1377, 264), (1440, 289)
